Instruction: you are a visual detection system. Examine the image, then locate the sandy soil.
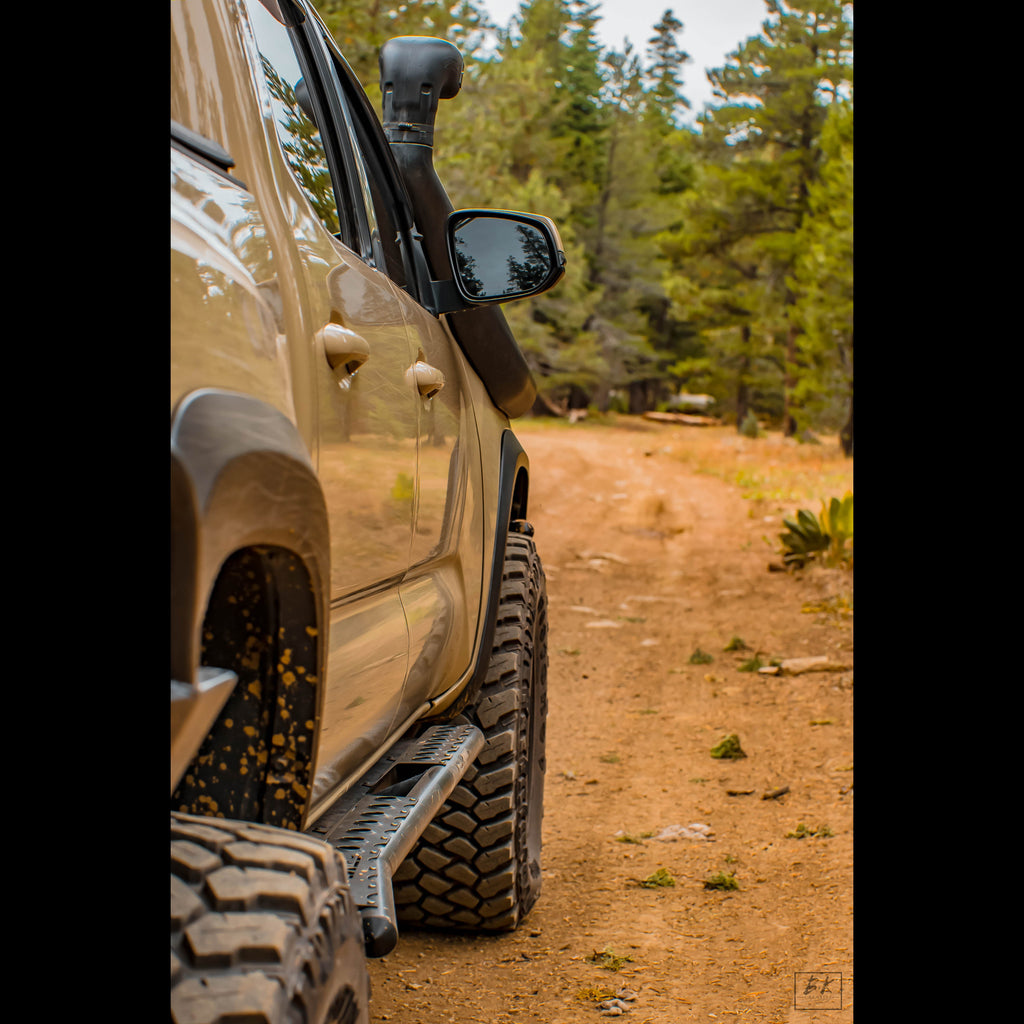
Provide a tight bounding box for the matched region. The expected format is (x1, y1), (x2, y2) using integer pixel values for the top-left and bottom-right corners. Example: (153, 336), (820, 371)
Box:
(368, 417), (854, 1023)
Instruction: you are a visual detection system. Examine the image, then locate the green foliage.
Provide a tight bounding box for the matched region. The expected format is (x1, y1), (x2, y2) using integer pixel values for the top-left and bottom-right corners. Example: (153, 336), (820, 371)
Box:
(786, 822), (834, 839)
(737, 656), (763, 673)
(710, 734), (747, 759)
(739, 411), (761, 438)
(586, 947), (635, 971)
(615, 830), (653, 844)
(723, 636), (749, 652)
(789, 98), (854, 444)
(689, 647), (714, 664)
(314, 1), (853, 425)
(639, 867), (676, 888)
(779, 491), (853, 569)
(390, 472), (415, 509)
(575, 986), (617, 1002)
(703, 871), (739, 891)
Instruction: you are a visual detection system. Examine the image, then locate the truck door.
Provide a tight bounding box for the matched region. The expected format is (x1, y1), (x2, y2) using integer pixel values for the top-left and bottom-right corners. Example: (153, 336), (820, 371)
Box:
(311, 22), (487, 722)
(242, 0), (420, 816)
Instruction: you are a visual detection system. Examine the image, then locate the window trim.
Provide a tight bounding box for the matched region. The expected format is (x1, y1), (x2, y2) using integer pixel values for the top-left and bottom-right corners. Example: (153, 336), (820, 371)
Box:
(312, 21), (430, 301)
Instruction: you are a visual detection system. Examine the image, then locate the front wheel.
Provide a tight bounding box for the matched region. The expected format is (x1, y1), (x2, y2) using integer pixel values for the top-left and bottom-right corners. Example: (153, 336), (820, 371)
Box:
(171, 813), (370, 1024)
(394, 531), (548, 930)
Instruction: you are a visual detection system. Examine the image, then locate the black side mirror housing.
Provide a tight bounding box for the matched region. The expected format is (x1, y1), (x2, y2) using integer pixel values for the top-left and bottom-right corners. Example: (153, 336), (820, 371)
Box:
(445, 210), (566, 307)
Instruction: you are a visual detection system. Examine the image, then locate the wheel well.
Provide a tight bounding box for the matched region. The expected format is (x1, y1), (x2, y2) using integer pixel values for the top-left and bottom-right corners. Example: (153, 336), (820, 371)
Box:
(171, 545), (322, 831)
(510, 466), (529, 523)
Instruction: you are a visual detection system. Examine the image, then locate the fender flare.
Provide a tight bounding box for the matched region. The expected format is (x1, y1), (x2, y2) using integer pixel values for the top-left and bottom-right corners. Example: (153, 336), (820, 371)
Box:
(170, 389), (331, 798)
(428, 428), (530, 720)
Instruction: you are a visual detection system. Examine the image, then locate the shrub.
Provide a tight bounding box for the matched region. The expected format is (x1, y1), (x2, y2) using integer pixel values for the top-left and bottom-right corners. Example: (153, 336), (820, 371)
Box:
(778, 492), (852, 569)
(739, 411), (761, 438)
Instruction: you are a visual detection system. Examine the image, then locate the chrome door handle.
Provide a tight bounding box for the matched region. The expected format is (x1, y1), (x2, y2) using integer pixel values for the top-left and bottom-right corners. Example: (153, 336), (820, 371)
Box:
(318, 323), (370, 376)
(408, 360), (445, 399)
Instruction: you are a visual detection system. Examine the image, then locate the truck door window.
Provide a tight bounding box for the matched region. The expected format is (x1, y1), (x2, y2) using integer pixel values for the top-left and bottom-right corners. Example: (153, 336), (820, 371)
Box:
(316, 29), (418, 295)
(243, 0), (353, 246)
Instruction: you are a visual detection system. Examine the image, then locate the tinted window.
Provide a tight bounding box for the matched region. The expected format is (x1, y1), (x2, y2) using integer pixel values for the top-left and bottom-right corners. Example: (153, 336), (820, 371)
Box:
(244, 0), (343, 238)
(319, 31), (413, 291)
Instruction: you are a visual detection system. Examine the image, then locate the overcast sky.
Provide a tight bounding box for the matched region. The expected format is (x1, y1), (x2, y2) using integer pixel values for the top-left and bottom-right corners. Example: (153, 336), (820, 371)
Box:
(478, 0), (770, 124)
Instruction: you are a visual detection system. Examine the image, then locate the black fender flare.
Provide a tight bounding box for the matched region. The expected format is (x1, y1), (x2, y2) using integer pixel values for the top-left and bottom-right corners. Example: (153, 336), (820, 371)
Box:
(170, 389), (331, 798)
(429, 428), (530, 720)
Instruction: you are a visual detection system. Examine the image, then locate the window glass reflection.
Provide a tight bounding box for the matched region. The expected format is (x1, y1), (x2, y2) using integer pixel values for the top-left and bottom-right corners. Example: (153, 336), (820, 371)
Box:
(453, 218), (551, 298)
(245, 0), (341, 235)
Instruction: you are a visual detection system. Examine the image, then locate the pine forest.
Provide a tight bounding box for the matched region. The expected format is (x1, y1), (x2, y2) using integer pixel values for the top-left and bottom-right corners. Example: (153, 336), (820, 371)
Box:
(314, 1), (854, 454)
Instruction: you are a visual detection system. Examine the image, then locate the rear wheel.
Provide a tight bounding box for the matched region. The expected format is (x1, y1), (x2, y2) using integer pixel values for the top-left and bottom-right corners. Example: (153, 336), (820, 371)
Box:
(170, 813), (370, 1024)
(393, 531), (548, 930)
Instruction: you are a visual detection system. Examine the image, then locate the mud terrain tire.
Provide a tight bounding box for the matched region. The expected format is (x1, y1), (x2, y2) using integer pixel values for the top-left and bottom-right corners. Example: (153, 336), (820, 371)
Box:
(171, 813), (370, 1024)
(393, 531), (548, 931)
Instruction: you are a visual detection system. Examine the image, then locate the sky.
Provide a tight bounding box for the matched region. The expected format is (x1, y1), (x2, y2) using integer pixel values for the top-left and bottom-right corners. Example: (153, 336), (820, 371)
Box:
(477, 0), (771, 124)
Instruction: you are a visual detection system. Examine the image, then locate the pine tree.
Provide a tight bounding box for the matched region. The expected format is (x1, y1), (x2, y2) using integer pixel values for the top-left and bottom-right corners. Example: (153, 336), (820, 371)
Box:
(789, 98), (852, 452)
(314, 1), (490, 94)
(645, 9), (690, 127)
(662, 0), (852, 431)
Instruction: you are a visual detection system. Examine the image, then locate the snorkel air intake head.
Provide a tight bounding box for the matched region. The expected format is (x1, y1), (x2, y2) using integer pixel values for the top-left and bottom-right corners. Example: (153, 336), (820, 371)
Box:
(378, 37), (537, 420)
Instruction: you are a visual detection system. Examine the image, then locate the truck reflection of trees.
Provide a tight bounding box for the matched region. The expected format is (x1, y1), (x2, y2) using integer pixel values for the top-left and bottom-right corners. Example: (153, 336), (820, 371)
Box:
(262, 57), (341, 236)
(506, 224), (549, 293)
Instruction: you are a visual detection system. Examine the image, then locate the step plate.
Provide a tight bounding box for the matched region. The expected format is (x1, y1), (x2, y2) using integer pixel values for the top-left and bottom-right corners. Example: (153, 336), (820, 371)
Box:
(306, 723), (484, 956)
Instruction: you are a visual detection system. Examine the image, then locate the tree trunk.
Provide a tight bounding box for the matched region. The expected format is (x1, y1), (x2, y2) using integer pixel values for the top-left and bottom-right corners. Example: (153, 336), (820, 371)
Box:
(735, 325), (751, 431)
(839, 393), (853, 457)
(782, 323), (798, 436)
(530, 391), (565, 418)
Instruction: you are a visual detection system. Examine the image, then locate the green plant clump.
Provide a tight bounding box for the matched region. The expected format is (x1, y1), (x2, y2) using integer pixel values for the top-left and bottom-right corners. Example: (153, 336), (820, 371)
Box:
(640, 867), (676, 888)
(778, 492), (853, 569)
(724, 636), (749, 651)
(689, 647), (714, 664)
(586, 947), (635, 971)
(710, 733), (747, 759)
(704, 871), (739, 891)
(786, 823), (835, 839)
(615, 830), (654, 844)
(739, 411), (761, 438)
(737, 656), (763, 672)
(575, 987), (617, 1002)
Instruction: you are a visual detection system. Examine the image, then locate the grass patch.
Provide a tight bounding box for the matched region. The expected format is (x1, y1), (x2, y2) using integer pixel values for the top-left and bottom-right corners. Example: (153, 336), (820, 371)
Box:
(639, 867), (676, 888)
(737, 655), (764, 672)
(785, 823), (835, 839)
(802, 595), (852, 617)
(599, 753), (622, 764)
(615, 830), (654, 844)
(662, 427), (852, 506)
(703, 871), (740, 891)
(586, 947), (635, 972)
(723, 636), (749, 651)
(689, 648), (714, 664)
(575, 986), (617, 1002)
(710, 733), (747, 759)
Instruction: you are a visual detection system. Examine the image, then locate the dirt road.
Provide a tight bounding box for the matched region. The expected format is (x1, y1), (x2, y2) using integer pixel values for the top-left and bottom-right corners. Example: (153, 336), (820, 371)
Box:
(368, 418), (854, 1023)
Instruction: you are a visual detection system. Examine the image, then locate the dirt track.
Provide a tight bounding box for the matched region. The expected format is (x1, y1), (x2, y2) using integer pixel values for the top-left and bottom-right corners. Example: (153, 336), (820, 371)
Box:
(368, 418), (853, 1023)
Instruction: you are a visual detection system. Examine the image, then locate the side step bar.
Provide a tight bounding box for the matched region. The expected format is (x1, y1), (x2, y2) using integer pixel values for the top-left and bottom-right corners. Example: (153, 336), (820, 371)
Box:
(305, 723), (484, 957)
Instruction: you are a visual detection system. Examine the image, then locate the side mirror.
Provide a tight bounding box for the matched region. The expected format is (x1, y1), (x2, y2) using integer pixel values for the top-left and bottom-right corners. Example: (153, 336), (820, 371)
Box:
(446, 210), (565, 306)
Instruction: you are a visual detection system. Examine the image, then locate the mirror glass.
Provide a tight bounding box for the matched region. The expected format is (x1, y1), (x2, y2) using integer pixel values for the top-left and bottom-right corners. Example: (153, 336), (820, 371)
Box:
(451, 216), (553, 300)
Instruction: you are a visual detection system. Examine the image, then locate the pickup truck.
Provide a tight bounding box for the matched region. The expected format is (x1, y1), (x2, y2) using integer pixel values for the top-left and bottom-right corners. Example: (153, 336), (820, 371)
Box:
(170, 2), (563, 1021)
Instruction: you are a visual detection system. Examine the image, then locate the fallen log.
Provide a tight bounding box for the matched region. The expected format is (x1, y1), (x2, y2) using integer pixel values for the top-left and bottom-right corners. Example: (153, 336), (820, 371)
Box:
(642, 411), (723, 427)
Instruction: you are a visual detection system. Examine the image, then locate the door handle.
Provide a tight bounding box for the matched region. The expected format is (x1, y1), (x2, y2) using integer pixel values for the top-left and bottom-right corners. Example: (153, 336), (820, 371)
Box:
(318, 323), (370, 376)
(408, 360), (445, 399)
